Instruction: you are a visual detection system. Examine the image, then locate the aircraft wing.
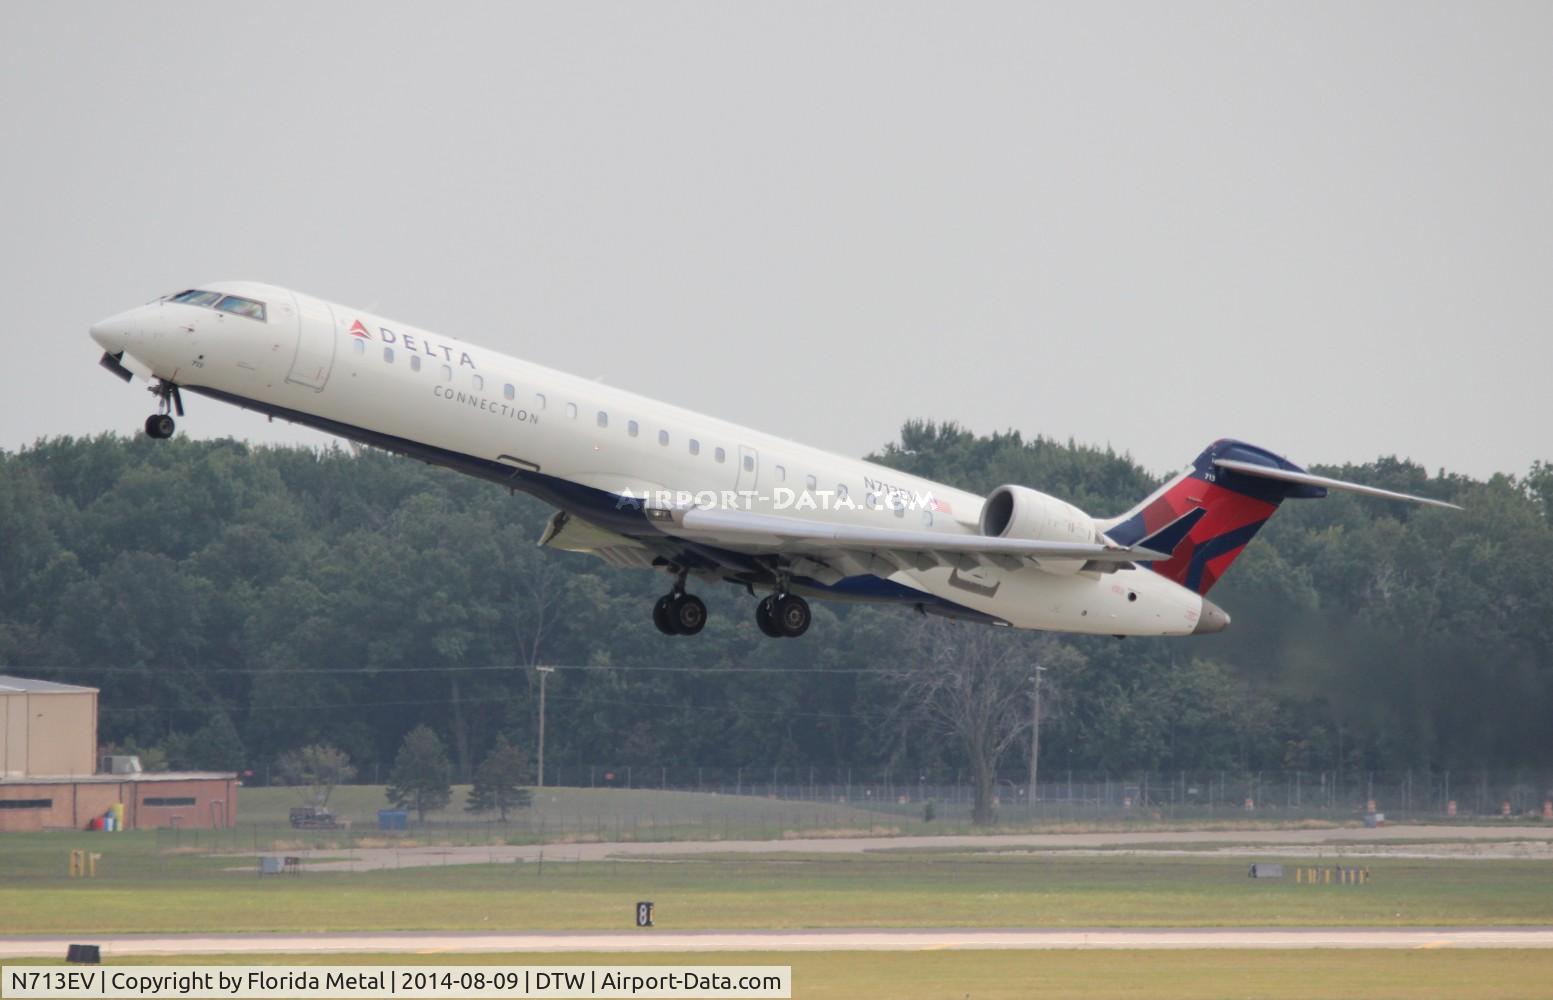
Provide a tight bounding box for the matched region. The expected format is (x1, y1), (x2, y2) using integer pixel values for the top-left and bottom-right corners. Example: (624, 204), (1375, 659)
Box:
(653, 506), (1170, 573)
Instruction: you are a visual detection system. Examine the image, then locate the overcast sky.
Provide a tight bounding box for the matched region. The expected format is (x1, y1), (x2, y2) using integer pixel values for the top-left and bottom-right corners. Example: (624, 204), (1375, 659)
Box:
(2, 2), (1548, 485)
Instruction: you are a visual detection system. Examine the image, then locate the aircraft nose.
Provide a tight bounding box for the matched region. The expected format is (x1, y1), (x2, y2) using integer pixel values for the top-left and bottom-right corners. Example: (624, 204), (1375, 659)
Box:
(89, 309), (141, 352)
(1193, 598), (1231, 634)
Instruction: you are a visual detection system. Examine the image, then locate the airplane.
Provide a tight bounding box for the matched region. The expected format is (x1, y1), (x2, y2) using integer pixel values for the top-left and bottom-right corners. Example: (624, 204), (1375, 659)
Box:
(87, 282), (1457, 640)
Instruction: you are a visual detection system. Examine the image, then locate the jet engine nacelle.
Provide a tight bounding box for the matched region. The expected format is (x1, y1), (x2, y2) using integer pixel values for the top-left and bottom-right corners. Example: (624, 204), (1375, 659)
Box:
(980, 485), (1097, 575)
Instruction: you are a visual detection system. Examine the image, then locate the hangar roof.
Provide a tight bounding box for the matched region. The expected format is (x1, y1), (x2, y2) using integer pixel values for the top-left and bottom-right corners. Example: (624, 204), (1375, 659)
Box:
(0, 675), (98, 694)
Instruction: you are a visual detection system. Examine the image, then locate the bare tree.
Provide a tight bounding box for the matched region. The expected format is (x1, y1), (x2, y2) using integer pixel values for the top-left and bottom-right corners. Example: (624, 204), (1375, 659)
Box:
(894, 621), (1076, 825)
(275, 745), (356, 806)
(511, 546), (570, 669)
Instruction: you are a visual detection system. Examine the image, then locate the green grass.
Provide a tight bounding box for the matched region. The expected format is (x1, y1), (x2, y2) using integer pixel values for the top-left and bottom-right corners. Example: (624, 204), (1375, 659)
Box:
(234, 785), (1394, 844)
(234, 785), (910, 842)
(3, 835), (1552, 934)
(12, 951), (1553, 1000)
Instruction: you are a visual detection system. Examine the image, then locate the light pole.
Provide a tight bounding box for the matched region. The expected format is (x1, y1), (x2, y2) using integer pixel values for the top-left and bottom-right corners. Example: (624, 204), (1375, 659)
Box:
(1028, 664), (1046, 807)
(535, 666), (555, 789)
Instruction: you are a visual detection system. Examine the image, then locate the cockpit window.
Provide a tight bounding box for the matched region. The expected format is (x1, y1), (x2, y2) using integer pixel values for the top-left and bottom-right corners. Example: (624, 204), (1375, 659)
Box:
(214, 295), (267, 321)
(167, 289), (266, 321)
(169, 289), (221, 306)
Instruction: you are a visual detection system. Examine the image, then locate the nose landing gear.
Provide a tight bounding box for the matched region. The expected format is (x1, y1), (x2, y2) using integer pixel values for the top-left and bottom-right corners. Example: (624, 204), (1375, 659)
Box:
(143, 381), (184, 440)
(144, 413), (176, 439)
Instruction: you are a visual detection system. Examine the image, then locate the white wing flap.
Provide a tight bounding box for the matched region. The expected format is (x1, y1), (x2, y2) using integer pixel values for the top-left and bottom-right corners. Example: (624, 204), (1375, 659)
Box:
(538, 511), (655, 569)
(666, 506), (1169, 565)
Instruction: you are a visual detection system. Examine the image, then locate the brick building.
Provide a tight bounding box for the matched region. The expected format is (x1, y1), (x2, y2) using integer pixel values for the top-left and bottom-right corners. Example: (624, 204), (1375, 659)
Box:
(0, 675), (237, 832)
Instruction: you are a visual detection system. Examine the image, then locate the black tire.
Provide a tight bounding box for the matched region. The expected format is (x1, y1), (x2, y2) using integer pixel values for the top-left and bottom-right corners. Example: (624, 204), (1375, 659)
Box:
(774, 594), (810, 637)
(145, 414), (175, 439)
(755, 595), (783, 638)
(652, 595), (678, 635)
(672, 594), (707, 635)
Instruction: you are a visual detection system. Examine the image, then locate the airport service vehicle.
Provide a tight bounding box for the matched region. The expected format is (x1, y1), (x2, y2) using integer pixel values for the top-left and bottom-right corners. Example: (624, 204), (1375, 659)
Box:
(88, 282), (1455, 639)
(288, 805), (339, 830)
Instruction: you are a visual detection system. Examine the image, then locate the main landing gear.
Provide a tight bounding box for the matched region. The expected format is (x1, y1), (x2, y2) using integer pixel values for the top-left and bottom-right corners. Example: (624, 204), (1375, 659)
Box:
(649, 570), (811, 639)
(652, 573), (707, 636)
(755, 591), (810, 638)
(144, 381), (184, 440)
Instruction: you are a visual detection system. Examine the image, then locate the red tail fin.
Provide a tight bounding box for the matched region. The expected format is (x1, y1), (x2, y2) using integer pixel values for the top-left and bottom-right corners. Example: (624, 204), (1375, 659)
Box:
(1100, 440), (1320, 595)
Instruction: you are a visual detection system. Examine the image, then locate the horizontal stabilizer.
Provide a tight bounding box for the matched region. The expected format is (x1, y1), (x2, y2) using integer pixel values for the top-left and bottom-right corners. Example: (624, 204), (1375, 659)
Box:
(1212, 458), (1460, 510)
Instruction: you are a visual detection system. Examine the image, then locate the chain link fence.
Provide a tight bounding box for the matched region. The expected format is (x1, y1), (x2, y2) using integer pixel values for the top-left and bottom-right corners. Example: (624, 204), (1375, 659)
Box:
(522, 764), (1553, 823)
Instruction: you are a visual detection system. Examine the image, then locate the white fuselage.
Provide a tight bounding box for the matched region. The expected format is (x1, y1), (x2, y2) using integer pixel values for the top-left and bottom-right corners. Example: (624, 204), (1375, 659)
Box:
(88, 281), (1209, 636)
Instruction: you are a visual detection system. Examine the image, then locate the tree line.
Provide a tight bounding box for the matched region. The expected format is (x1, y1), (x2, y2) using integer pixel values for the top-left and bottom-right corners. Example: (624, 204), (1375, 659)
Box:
(1, 423), (1548, 791)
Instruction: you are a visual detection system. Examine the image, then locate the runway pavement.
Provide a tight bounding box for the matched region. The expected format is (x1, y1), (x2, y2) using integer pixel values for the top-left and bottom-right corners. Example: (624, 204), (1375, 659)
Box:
(286, 824), (1553, 871)
(3, 927), (1553, 957)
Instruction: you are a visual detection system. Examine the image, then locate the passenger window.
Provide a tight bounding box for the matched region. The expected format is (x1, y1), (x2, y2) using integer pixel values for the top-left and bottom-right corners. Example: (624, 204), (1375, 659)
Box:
(837, 484), (849, 501)
(504, 384), (515, 400)
(383, 347), (395, 363)
(535, 393), (546, 409)
(805, 475), (817, 491)
(473, 375), (484, 391)
(659, 430), (669, 446)
(597, 411), (608, 428)
(775, 465), (786, 482)
(628, 420), (639, 437)
(410, 355), (422, 372)
(715, 447), (726, 463)
(743, 455), (755, 472)
(214, 295), (266, 321)
(689, 439), (700, 456)
(352, 339), (364, 356)
(566, 402), (578, 419)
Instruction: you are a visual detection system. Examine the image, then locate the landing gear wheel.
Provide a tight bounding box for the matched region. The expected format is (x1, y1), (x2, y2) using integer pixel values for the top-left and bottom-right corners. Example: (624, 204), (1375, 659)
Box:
(652, 595), (678, 635)
(671, 594), (707, 635)
(774, 594), (811, 638)
(144, 413), (175, 439)
(755, 595), (783, 638)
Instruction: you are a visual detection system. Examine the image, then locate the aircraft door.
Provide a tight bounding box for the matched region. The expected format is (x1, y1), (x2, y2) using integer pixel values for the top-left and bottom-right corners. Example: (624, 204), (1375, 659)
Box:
(736, 444), (759, 495)
(285, 292), (337, 390)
